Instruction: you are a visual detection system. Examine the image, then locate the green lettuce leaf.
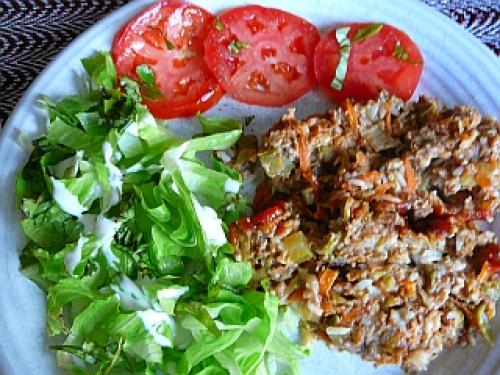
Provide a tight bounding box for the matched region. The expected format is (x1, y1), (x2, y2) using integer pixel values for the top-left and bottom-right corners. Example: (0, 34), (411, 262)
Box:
(212, 257), (252, 287)
(21, 199), (82, 250)
(197, 114), (242, 135)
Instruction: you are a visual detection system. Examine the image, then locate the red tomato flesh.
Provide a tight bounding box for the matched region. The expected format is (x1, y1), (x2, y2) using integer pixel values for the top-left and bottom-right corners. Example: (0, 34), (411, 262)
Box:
(474, 244), (500, 272)
(112, 0), (223, 118)
(203, 5), (320, 107)
(314, 23), (423, 102)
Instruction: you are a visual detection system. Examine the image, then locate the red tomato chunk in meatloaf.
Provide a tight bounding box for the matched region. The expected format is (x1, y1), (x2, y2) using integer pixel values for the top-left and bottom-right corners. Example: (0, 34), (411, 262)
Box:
(226, 92), (500, 372)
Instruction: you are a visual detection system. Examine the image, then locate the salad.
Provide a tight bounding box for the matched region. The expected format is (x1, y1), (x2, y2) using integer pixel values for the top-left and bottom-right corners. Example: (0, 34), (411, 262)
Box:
(17, 52), (308, 374)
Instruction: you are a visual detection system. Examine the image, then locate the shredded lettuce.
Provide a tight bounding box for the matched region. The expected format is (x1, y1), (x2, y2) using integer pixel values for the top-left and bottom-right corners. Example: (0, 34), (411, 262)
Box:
(17, 51), (308, 375)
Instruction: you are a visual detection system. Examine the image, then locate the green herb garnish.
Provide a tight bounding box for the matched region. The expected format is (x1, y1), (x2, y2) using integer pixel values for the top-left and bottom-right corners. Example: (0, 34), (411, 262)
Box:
(393, 43), (409, 61)
(331, 27), (351, 91)
(354, 23), (383, 42)
(135, 64), (163, 100)
(165, 39), (175, 50)
(228, 40), (251, 54)
(214, 17), (224, 32)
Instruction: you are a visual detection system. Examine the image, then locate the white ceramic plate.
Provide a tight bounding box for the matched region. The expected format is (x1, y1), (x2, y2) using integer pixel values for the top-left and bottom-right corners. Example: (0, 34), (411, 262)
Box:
(0, 1), (499, 374)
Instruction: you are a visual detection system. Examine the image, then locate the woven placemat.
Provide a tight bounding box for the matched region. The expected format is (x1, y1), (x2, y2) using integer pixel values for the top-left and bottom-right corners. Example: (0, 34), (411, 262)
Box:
(0, 0), (498, 128)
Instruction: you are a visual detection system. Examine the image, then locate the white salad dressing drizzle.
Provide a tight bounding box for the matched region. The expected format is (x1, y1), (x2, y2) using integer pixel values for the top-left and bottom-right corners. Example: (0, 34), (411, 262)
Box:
(137, 310), (175, 347)
(78, 213), (97, 234)
(157, 286), (189, 300)
(111, 275), (150, 311)
(223, 178), (241, 194)
(64, 236), (89, 274)
(95, 214), (121, 269)
(192, 198), (227, 247)
(51, 150), (84, 178)
(50, 177), (87, 217)
(102, 141), (123, 209)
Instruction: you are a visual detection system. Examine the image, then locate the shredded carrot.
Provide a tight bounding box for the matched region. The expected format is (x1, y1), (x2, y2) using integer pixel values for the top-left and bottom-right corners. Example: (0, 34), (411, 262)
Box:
(341, 306), (362, 325)
(459, 131), (471, 141)
(228, 227), (238, 247)
(294, 124), (318, 191)
(321, 300), (335, 315)
(345, 99), (358, 133)
(440, 117), (452, 126)
(319, 269), (339, 297)
(384, 100), (393, 135)
(403, 154), (417, 193)
(375, 182), (394, 195)
(288, 288), (305, 302)
(316, 330), (333, 345)
(477, 261), (492, 282)
(358, 171), (381, 183)
(477, 176), (492, 188)
(400, 280), (416, 298)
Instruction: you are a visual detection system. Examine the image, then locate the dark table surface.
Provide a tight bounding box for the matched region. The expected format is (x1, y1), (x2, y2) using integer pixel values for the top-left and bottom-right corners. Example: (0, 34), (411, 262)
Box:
(0, 0), (498, 128)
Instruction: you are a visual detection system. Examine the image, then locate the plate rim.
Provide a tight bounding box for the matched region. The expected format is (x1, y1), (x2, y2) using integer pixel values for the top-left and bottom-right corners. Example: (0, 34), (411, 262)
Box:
(0, 1), (499, 374)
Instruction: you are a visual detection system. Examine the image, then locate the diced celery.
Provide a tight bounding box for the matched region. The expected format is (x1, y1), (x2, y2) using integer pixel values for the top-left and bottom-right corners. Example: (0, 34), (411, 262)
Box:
(259, 151), (292, 178)
(284, 231), (313, 264)
(299, 320), (314, 348)
(379, 275), (397, 292)
(319, 145), (335, 162)
(327, 314), (340, 326)
(331, 294), (347, 304)
(423, 265), (437, 290)
(384, 295), (402, 308)
(343, 197), (354, 221)
(475, 302), (494, 345)
(483, 280), (500, 301)
(302, 187), (315, 206)
(320, 232), (341, 255)
(382, 334), (400, 350)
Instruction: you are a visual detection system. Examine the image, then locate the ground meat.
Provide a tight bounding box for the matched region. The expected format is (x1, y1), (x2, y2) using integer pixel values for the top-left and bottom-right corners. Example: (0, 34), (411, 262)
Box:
(229, 92), (500, 372)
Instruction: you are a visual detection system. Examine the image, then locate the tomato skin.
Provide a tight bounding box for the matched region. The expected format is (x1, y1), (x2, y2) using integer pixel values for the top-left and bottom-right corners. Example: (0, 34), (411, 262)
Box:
(235, 201), (287, 231)
(474, 244), (500, 272)
(112, 0), (223, 118)
(249, 201), (287, 225)
(314, 23), (423, 102)
(204, 5), (320, 107)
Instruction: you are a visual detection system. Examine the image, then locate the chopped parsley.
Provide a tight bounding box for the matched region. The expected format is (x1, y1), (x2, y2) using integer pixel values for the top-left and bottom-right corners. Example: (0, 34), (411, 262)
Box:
(135, 64), (163, 100)
(214, 17), (224, 32)
(228, 40), (251, 54)
(393, 43), (409, 61)
(331, 27), (351, 91)
(165, 39), (175, 50)
(354, 23), (383, 42)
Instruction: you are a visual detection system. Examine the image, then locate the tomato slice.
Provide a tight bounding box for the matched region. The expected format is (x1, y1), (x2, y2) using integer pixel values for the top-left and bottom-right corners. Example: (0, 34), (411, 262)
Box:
(314, 23), (423, 102)
(203, 5), (320, 107)
(112, 0), (223, 118)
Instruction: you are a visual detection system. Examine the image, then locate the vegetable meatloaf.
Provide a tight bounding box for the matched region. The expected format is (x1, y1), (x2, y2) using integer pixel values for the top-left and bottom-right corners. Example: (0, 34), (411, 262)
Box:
(228, 92), (500, 372)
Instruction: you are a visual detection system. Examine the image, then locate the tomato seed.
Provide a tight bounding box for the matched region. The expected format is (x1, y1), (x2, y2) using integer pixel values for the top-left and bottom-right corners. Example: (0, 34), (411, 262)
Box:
(247, 71), (270, 92)
(261, 47), (277, 60)
(246, 17), (265, 35)
(272, 62), (300, 82)
(173, 77), (194, 95)
(289, 36), (306, 54)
